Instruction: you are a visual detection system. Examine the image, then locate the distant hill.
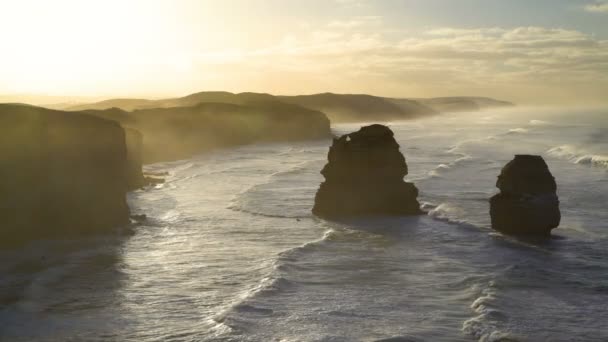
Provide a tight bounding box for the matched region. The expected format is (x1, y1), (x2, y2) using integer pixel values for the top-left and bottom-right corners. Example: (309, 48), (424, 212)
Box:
(68, 91), (439, 123)
(0, 94), (104, 108)
(415, 97), (514, 113)
(163, 91), (277, 107)
(67, 91), (280, 111)
(68, 98), (157, 111)
(279, 93), (437, 123)
(67, 91), (514, 123)
(383, 98), (439, 117)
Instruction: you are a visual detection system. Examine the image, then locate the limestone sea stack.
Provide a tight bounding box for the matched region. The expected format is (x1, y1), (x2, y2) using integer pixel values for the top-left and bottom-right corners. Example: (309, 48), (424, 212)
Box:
(312, 124), (422, 219)
(490, 155), (561, 236)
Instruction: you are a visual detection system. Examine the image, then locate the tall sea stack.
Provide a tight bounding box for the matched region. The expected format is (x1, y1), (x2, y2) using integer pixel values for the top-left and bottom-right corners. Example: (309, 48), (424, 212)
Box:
(490, 155), (561, 236)
(0, 104), (131, 247)
(312, 124), (422, 219)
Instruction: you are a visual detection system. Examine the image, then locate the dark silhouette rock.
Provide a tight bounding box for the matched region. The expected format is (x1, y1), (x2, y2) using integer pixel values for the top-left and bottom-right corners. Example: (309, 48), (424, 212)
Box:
(312, 124), (422, 219)
(0, 104), (131, 247)
(490, 155), (560, 236)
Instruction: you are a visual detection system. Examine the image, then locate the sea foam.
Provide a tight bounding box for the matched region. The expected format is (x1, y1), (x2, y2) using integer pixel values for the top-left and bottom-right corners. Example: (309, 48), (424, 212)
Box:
(547, 145), (608, 169)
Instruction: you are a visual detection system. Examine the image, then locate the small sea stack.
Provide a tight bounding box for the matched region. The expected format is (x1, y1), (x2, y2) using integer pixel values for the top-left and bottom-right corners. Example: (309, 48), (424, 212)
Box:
(490, 155), (561, 236)
(312, 124), (422, 219)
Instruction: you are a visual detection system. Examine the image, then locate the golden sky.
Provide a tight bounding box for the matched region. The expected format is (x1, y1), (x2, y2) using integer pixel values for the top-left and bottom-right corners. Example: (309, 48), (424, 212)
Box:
(1, 0), (607, 105)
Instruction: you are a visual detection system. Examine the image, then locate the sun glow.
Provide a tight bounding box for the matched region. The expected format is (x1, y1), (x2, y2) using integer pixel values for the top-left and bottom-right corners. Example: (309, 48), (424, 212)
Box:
(0, 0), (205, 95)
(0, 0), (607, 105)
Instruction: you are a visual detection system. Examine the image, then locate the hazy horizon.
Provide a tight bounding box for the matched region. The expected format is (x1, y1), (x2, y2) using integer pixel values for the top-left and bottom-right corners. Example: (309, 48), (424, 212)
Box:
(1, 0), (607, 106)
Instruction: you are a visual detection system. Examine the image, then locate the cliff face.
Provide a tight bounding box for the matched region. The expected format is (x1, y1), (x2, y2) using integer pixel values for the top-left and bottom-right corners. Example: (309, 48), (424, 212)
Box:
(490, 155), (561, 236)
(0, 104), (131, 246)
(124, 128), (145, 190)
(87, 102), (331, 163)
(0, 96), (329, 246)
(313, 124), (422, 219)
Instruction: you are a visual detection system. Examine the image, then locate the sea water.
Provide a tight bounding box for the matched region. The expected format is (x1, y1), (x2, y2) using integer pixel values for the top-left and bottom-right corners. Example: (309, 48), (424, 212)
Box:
(1, 107), (607, 341)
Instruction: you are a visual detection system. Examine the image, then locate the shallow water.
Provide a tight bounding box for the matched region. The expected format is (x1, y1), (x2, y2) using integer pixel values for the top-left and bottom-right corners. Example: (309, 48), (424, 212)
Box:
(1, 107), (607, 341)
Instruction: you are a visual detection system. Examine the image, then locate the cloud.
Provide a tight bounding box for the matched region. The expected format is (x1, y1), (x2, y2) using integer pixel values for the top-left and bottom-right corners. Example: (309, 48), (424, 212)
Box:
(254, 25), (608, 79)
(585, 1), (608, 12)
(197, 22), (608, 103)
(333, 0), (367, 8)
(327, 16), (382, 29)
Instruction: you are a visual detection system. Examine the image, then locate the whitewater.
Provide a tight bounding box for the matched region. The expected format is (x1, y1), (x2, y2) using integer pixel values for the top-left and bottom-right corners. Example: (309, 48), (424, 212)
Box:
(1, 107), (607, 341)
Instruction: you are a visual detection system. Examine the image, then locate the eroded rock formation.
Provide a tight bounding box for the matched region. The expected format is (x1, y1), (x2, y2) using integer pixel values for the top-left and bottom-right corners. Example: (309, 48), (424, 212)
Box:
(490, 155), (561, 236)
(312, 124), (422, 219)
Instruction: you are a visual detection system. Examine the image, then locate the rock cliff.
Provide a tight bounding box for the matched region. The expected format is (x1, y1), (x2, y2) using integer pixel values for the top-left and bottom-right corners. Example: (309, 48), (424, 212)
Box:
(0, 104), (131, 246)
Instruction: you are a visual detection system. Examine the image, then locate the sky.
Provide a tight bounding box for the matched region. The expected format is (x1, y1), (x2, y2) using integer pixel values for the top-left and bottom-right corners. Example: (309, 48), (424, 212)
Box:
(0, 0), (607, 105)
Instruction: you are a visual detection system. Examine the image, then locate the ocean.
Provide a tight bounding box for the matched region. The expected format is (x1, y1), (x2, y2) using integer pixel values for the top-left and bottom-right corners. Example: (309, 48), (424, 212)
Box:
(1, 107), (607, 341)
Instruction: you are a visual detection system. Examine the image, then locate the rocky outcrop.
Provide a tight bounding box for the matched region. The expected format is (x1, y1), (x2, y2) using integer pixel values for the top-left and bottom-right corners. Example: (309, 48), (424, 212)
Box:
(490, 155), (561, 236)
(312, 124), (422, 219)
(0, 104), (131, 247)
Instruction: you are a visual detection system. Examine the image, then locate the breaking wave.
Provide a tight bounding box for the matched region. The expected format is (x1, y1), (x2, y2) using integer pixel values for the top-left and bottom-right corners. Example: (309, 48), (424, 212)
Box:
(547, 145), (608, 169)
(462, 282), (518, 342)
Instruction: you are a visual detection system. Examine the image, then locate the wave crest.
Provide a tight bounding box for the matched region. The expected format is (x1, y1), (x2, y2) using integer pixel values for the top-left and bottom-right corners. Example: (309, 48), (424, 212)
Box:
(547, 145), (608, 169)
(462, 283), (517, 342)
